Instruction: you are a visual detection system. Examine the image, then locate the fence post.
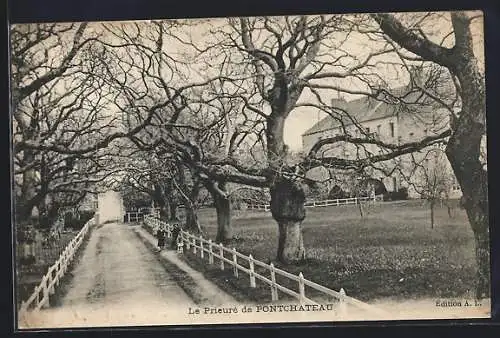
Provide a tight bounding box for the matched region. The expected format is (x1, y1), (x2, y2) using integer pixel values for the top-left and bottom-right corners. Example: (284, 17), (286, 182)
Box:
(339, 288), (347, 319)
(55, 261), (61, 287)
(127, 213), (130, 223)
(270, 263), (278, 301)
(208, 239), (214, 264)
(336, 199), (340, 206)
(193, 236), (197, 254)
(48, 270), (55, 295)
(232, 248), (238, 277)
(249, 254), (256, 288)
(41, 276), (50, 309)
(186, 233), (191, 250)
(298, 272), (305, 304)
(33, 286), (40, 309)
(200, 240), (204, 259)
(219, 243), (225, 270)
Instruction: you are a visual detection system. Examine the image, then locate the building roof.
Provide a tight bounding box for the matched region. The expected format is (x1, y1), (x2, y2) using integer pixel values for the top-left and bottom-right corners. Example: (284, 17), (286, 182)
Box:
(302, 84), (454, 137)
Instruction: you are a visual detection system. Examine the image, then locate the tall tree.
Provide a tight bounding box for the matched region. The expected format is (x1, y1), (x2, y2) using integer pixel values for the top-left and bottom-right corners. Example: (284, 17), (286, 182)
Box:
(371, 11), (489, 298)
(11, 23), (159, 223)
(200, 16), (450, 263)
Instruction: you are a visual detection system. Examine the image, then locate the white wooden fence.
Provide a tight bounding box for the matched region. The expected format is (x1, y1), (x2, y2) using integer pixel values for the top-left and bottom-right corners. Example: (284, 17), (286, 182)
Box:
(125, 211), (144, 223)
(125, 209), (160, 223)
(247, 195), (384, 212)
(143, 215), (389, 319)
(18, 213), (99, 321)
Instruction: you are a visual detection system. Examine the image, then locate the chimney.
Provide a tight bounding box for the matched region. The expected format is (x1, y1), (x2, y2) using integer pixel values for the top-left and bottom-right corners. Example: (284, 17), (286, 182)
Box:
(331, 97), (347, 111)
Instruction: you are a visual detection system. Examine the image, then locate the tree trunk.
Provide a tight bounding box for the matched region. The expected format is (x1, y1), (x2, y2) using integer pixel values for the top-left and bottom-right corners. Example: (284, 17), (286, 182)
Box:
(214, 194), (232, 244)
(446, 200), (453, 218)
(270, 178), (306, 264)
(430, 200), (435, 229)
(159, 204), (169, 221)
(152, 184), (168, 221)
(445, 47), (489, 299)
(16, 139), (41, 224)
(446, 146), (489, 298)
(185, 206), (202, 233)
(358, 199), (364, 218)
(153, 196), (168, 220)
(169, 200), (178, 221)
(204, 179), (233, 244)
(372, 11), (489, 299)
(277, 220), (305, 263)
(266, 111), (308, 264)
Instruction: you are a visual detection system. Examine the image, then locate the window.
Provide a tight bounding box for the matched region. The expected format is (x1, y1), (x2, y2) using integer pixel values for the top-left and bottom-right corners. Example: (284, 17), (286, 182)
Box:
(389, 122), (395, 137)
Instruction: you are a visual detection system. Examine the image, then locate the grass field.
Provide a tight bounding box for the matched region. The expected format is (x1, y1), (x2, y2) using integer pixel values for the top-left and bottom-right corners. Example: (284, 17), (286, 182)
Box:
(180, 199), (479, 304)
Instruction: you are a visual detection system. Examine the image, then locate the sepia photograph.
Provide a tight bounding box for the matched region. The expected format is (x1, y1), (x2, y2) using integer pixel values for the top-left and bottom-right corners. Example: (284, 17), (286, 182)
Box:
(10, 9), (491, 329)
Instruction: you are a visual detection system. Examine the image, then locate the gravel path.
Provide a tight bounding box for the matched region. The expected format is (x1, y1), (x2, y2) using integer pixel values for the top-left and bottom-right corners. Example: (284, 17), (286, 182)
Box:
(20, 222), (197, 328)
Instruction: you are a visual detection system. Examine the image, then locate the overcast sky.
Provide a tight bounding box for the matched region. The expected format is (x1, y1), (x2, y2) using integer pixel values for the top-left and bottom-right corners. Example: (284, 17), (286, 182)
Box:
(283, 11), (485, 151)
(35, 11), (484, 153)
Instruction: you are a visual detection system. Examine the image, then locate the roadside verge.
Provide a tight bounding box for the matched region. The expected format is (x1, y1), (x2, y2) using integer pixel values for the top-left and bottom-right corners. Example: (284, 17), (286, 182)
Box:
(132, 225), (240, 307)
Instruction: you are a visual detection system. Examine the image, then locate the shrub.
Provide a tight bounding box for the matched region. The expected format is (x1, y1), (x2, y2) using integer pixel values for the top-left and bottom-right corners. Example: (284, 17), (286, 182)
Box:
(328, 185), (348, 200)
(19, 255), (36, 266)
(384, 188), (409, 201)
(16, 225), (36, 244)
(64, 211), (95, 230)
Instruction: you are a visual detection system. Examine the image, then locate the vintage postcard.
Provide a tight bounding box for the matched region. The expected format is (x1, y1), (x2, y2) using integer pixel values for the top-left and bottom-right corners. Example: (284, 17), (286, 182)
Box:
(11, 10), (490, 329)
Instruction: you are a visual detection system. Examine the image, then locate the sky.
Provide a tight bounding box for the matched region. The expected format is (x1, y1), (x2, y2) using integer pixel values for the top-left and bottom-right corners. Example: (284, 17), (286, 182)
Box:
(16, 11), (483, 153)
(85, 12), (484, 152)
(283, 11), (485, 151)
(285, 107), (323, 150)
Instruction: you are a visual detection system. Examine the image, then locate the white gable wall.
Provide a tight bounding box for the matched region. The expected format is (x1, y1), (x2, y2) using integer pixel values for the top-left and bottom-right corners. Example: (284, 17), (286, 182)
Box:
(98, 190), (125, 223)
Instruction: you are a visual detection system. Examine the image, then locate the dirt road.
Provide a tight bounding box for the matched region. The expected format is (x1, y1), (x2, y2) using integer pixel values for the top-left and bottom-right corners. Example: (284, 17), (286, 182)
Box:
(20, 222), (197, 328)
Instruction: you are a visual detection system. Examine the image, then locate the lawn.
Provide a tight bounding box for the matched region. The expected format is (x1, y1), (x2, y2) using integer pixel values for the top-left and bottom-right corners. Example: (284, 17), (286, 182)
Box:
(180, 199), (479, 304)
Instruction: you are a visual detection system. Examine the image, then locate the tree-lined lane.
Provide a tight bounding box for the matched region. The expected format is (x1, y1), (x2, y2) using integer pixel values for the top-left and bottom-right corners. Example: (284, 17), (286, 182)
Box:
(20, 222), (195, 328)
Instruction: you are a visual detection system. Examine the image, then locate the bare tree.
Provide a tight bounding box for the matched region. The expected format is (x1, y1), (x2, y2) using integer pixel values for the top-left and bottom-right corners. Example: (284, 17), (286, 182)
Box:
(194, 16), (452, 263)
(68, 16), (467, 269)
(410, 149), (454, 228)
(11, 23), (160, 224)
(371, 11), (488, 298)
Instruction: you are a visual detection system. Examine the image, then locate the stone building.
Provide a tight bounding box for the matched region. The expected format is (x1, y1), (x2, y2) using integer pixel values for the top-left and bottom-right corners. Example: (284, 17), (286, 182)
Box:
(301, 86), (464, 199)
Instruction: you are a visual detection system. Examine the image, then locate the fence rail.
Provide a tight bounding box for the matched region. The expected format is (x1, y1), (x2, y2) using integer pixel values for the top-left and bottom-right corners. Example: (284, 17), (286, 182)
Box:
(125, 209), (160, 223)
(18, 213), (99, 321)
(144, 215), (388, 319)
(125, 212), (144, 223)
(247, 194), (384, 211)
